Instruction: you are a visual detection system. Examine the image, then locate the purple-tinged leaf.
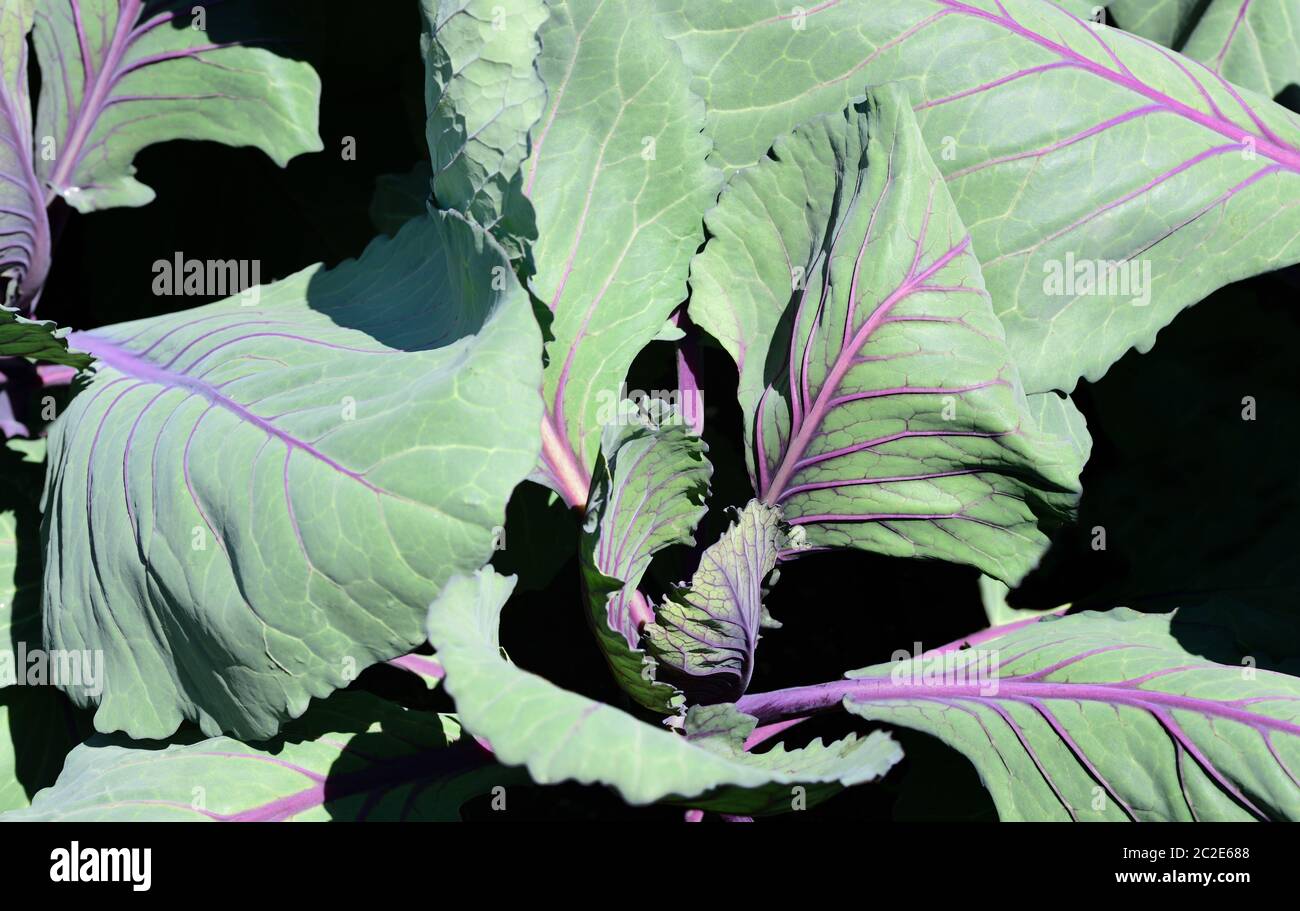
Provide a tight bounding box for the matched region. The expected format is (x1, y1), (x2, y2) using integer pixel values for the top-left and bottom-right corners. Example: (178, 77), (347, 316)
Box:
(737, 609), (1300, 821)
(646, 501), (787, 704)
(32, 0), (321, 214)
(0, 691), (520, 820)
(1182, 0), (1300, 100)
(42, 210), (543, 740)
(386, 652), (444, 690)
(525, 0), (721, 509)
(656, 0), (1300, 394)
(671, 307), (705, 437)
(690, 88), (1085, 585)
(580, 400), (710, 713)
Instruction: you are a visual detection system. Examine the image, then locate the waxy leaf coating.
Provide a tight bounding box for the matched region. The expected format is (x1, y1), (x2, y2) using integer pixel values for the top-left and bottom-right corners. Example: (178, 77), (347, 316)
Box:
(691, 88), (1083, 584)
(422, 0), (548, 260)
(42, 210), (543, 740)
(0, 0), (48, 305)
(656, 0), (1300, 393)
(527, 0), (721, 505)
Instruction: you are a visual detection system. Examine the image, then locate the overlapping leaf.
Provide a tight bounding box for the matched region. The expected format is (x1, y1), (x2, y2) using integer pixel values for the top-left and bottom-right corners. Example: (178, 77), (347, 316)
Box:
(655, 0), (1300, 393)
(646, 500), (787, 704)
(580, 400), (710, 713)
(691, 89), (1084, 584)
(427, 568), (902, 811)
(1183, 0), (1300, 100)
(32, 0), (321, 214)
(1102, 0), (1299, 102)
(525, 0), (721, 506)
(42, 210), (543, 740)
(821, 610), (1300, 821)
(1, 691), (516, 820)
(422, 0), (548, 260)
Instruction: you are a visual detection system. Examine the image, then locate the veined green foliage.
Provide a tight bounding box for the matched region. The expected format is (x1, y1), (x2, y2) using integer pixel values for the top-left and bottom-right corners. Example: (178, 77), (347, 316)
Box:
(690, 89), (1085, 584)
(655, 0), (1300, 393)
(42, 211), (543, 740)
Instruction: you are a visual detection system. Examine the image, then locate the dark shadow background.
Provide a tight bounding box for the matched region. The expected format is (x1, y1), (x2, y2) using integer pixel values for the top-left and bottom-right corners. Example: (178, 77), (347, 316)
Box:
(15, 3), (1300, 821)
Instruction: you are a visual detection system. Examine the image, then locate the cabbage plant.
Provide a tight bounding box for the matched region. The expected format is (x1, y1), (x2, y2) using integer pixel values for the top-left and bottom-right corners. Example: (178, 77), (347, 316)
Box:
(1, 0), (1299, 822)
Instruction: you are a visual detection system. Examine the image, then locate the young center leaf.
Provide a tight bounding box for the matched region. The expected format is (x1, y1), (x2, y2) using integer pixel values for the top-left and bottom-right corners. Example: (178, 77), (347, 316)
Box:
(655, 0), (1300, 394)
(42, 210), (543, 741)
(646, 500), (787, 705)
(580, 401), (711, 713)
(427, 568), (902, 812)
(1, 691), (520, 821)
(32, 0), (321, 214)
(690, 88), (1084, 585)
(738, 610), (1300, 821)
(524, 0), (721, 507)
(421, 0), (548, 261)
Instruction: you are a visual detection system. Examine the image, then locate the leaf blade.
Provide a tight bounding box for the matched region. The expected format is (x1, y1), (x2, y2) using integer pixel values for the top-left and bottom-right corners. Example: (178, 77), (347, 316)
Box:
(656, 0), (1300, 393)
(1183, 0), (1300, 99)
(43, 211), (543, 740)
(526, 0), (721, 503)
(646, 500), (786, 704)
(32, 0), (322, 213)
(580, 402), (711, 713)
(836, 609), (1300, 821)
(0, 0), (49, 306)
(690, 88), (1084, 584)
(422, 0), (549, 259)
